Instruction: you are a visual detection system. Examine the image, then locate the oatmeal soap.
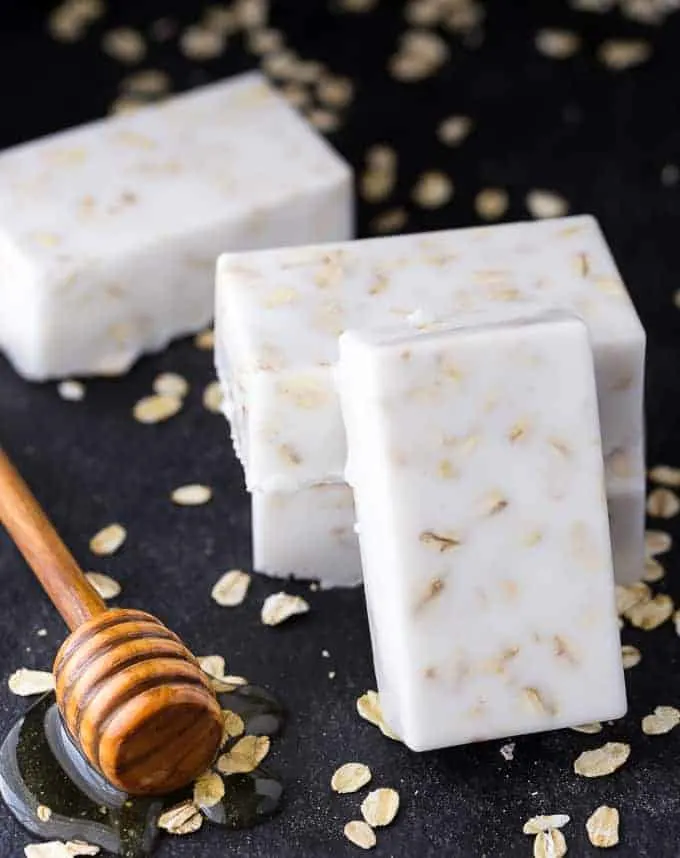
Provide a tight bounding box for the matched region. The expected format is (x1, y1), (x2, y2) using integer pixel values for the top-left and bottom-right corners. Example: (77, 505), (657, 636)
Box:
(0, 72), (352, 380)
(336, 312), (626, 751)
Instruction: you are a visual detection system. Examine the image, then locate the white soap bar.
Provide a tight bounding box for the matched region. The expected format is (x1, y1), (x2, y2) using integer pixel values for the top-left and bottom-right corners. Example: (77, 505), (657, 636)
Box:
(215, 215), (645, 495)
(337, 312), (626, 751)
(0, 72), (352, 380)
(252, 484), (362, 588)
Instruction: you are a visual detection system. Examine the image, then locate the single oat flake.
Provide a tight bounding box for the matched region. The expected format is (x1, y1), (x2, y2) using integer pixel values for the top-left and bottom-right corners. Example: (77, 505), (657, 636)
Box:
(57, 380), (85, 401)
(85, 572), (121, 600)
(89, 523), (126, 557)
(331, 762), (372, 794)
(533, 829), (567, 858)
(646, 487), (680, 518)
(343, 820), (377, 850)
(526, 189), (569, 219)
(621, 644), (641, 669)
(475, 187), (509, 220)
(437, 115), (474, 146)
(645, 529), (672, 556)
(9, 668), (55, 697)
(193, 770), (225, 808)
(574, 742), (630, 777)
(625, 594), (674, 631)
(217, 735), (271, 774)
(356, 691), (401, 741)
(641, 705), (680, 736)
(598, 38), (652, 70)
(615, 581), (651, 615)
(133, 394), (182, 424)
(523, 814), (570, 834)
(203, 380), (224, 413)
(25, 843), (100, 858)
(157, 800), (203, 834)
(412, 171), (454, 209)
(649, 464), (680, 487)
(197, 654), (226, 679)
(102, 27), (147, 64)
(535, 28), (581, 59)
(586, 805), (620, 848)
(361, 788), (400, 827)
(153, 372), (189, 399)
(261, 592), (310, 626)
(171, 484), (213, 506)
(221, 709), (245, 744)
(212, 570), (251, 607)
(643, 557), (665, 583)
(572, 722), (603, 734)
(36, 805), (52, 822)
(194, 328), (215, 350)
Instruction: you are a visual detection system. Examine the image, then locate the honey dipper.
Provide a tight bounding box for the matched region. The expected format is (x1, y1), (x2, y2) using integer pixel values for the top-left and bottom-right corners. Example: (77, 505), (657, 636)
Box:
(0, 448), (223, 796)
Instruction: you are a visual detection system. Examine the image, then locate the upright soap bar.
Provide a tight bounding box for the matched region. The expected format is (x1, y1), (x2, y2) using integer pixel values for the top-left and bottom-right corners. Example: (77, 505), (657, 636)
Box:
(337, 313), (626, 751)
(0, 72), (352, 380)
(252, 484), (362, 588)
(215, 216), (645, 495)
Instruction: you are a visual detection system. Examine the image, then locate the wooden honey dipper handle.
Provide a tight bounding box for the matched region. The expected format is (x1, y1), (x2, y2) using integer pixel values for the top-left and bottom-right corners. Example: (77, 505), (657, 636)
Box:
(0, 448), (223, 796)
(0, 448), (106, 631)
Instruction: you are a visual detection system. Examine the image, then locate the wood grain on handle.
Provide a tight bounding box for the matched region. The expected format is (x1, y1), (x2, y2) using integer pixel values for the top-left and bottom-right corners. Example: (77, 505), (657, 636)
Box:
(0, 448), (106, 631)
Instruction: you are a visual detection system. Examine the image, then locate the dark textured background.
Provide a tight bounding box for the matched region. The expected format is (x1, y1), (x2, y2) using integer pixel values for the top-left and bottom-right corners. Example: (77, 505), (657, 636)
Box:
(1, 1), (680, 855)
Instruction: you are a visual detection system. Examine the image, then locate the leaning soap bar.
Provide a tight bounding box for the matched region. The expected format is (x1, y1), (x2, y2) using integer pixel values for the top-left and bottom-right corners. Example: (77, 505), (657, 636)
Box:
(0, 72), (352, 380)
(337, 312), (626, 751)
(215, 215), (645, 494)
(252, 484), (362, 588)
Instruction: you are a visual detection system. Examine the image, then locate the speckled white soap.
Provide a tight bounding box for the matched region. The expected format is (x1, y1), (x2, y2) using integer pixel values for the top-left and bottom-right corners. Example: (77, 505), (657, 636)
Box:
(215, 215), (645, 498)
(0, 72), (352, 380)
(337, 312), (626, 751)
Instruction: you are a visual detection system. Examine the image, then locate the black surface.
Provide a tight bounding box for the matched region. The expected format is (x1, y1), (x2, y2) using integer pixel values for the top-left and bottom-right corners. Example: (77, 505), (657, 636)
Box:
(1, 1), (680, 856)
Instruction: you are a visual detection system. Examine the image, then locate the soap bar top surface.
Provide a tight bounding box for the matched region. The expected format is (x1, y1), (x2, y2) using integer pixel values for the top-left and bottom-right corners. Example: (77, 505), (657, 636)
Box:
(337, 312), (626, 752)
(217, 215), (644, 375)
(216, 215), (645, 491)
(0, 72), (349, 265)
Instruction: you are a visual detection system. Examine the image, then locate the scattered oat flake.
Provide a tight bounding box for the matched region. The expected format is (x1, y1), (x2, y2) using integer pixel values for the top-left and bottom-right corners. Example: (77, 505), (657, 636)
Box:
(307, 108), (340, 134)
(369, 207), (408, 234)
(641, 705), (680, 736)
(646, 529), (673, 556)
(180, 25), (225, 60)
(361, 788), (400, 827)
(85, 572), (121, 600)
(153, 372), (189, 399)
(89, 523), (126, 556)
(212, 570), (251, 607)
(121, 69), (171, 96)
(36, 804), (52, 822)
(158, 800), (203, 834)
(598, 38), (652, 70)
(572, 722), (603, 734)
(412, 171), (453, 208)
(203, 381), (223, 413)
(533, 829), (567, 858)
(535, 28), (581, 59)
(171, 484), (213, 506)
(647, 487), (680, 518)
(356, 690), (401, 741)
(574, 742), (630, 777)
(649, 464), (680, 487)
(475, 187), (509, 220)
(102, 28), (147, 63)
(643, 556), (665, 583)
(500, 741), (515, 760)
(331, 762), (372, 794)
(526, 189), (569, 219)
(194, 328), (215, 350)
(586, 805), (620, 848)
(523, 815), (570, 835)
(217, 735), (270, 774)
(261, 591), (310, 626)
(198, 654), (226, 678)
(221, 709), (245, 744)
(625, 593), (674, 630)
(25, 843), (100, 858)
(317, 76), (354, 108)
(344, 820), (377, 850)
(133, 394), (182, 424)
(438, 115), (474, 146)
(621, 644), (641, 669)
(193, 770), (225, 808)
(58, 380), (85, 401)
(615, 581), (651, 615)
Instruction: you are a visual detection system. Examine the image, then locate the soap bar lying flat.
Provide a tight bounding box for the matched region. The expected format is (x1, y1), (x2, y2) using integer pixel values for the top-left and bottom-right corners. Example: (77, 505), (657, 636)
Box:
(215, 216), (644, 495)
(0, 72), (352, 380)
(252, 484), (362, 588)
(337, 313), (626, 751)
